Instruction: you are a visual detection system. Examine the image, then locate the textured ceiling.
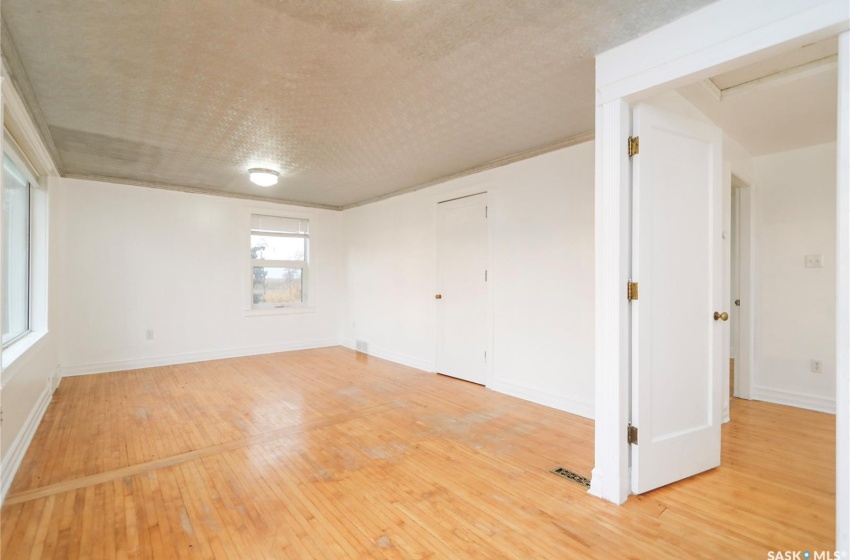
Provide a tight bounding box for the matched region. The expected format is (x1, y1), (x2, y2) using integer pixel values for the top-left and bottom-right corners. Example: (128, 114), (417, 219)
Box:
(2, 0), (715, 208)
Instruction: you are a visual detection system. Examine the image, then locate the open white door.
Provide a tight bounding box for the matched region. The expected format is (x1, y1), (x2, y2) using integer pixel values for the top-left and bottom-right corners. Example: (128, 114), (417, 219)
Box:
(436, 193), (488, 384)
(631, 102), (724, 494)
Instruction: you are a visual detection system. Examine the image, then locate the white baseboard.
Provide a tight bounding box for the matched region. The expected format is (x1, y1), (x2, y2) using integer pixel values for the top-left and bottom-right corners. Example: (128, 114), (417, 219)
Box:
(487, 379), (594, 420)
(340, 339), (434, 373)
(338, 341), (594, 418)
(752, 386), (836, 414)
(1, 370), (58, 503)
(60, 339), (341, 377)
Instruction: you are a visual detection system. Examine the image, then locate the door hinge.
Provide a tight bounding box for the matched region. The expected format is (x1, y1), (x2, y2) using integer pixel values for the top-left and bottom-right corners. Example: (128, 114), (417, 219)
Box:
(485, 206), (488, 218)
(485, 270), (488, 282)
(484, 350), (487, 363)
(627, 424), (638, 445)
(627, 281), (638, 301)
(628, 136), (639, 158)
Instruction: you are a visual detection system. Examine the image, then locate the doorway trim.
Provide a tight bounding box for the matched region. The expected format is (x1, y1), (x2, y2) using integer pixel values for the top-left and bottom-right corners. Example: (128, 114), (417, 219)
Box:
(433, 185), (495, 388)
(435, 192), (490, 385)
(731, 175), (755, 403)
(590, 0), (849, 549)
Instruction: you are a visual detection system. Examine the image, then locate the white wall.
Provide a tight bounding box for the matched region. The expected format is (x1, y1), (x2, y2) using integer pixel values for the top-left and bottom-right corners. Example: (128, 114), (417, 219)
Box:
(752, 142), (837, 411)
(59, 179), (345, 374)
(343, 142), (595, 418)
(0, 175), (64, 499)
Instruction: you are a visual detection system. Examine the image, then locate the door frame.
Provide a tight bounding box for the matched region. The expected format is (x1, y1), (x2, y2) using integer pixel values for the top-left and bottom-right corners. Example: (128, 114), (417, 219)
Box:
(433, 186), (495, 388)
(590, 0), (849, 549)
(730, 175), (755, 403)
(724, 169), (756, 420)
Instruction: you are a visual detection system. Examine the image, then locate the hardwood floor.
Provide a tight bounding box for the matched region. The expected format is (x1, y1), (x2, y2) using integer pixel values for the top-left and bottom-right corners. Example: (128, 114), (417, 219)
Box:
(0, 347), (835, 558)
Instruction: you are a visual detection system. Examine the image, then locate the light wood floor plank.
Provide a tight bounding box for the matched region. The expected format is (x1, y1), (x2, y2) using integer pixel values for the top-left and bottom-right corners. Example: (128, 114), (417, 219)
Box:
(0, 346), (835, 558)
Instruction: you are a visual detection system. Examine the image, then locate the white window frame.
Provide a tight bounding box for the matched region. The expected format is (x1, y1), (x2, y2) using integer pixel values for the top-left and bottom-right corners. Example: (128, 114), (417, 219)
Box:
(244, 208), (316, 316)
(1, 150), (32, 348)
(0, 133), (49, 372)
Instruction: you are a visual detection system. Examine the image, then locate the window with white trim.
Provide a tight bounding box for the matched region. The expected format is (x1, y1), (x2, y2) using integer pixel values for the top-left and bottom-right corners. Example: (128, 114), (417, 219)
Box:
(2, 153), (31, 346)
(250, 214), (309, 308)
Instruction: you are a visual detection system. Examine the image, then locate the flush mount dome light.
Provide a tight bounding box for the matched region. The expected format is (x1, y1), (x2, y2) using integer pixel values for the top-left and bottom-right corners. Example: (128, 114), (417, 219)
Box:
(248, 168), (280, 187)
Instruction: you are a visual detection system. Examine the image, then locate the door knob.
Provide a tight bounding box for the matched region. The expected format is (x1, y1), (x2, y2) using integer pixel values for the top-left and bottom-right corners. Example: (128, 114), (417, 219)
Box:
(435, 294), (442, 299)
(714, 311), (729, 321)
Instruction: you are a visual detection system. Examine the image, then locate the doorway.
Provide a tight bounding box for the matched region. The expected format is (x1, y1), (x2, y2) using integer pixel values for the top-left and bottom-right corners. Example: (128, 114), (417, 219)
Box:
(591, 8), (848, 549)
(730, 176), (753, 402)
(627, 40), (838, 492)
(435, 192), (489, 384)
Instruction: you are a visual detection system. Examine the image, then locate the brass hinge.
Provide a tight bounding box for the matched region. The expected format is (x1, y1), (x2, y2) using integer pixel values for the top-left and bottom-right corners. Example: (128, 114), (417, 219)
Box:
(627, 281), (638, 301)
(628, 136), (639, 158)
(627, 424), (638, 445)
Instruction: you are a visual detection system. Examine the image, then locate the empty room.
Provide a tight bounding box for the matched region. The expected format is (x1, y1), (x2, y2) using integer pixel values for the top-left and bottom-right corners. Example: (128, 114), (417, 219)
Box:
(1, 0), (848, 558)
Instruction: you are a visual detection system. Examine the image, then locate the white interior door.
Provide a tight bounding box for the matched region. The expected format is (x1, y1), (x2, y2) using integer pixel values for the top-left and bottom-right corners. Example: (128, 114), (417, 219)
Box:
(436, 193), (488, 384)
(631, 101), (724, 494)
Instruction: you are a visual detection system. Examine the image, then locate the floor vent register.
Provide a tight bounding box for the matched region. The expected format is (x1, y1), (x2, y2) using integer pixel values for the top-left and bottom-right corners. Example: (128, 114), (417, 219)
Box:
(550, 466), (591, 488)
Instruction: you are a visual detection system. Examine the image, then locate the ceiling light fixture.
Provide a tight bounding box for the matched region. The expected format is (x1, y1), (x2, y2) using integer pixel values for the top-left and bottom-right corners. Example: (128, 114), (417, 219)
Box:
(248, 168), (280, 187)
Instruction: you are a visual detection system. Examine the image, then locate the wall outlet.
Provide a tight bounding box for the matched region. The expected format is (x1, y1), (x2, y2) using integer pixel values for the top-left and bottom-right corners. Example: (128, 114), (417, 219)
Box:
(146, 329), (154, 340)
(810, 359), (823, 373)
(805, 254), (824, 268)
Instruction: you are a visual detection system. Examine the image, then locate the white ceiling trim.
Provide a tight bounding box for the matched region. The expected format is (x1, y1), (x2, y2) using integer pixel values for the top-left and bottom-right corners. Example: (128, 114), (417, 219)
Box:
(65, 129), (595, 212)
(0, 19), (62, 175)
(341, 130), (595, 210)
(2, 73), (57, 178)
(719, 55), (838, 100)
(62, 173), (343, 211)
(697, 78), (722, 102)
(596, 0), (849, 104)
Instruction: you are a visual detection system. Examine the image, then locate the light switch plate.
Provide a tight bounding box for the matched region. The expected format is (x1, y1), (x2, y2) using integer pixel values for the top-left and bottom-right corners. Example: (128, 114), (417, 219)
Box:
(805, 254), (824, 268)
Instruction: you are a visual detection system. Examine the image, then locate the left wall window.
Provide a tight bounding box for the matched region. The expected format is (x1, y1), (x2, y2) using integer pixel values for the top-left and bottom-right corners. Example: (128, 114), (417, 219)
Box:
(2, 153), (31, 346)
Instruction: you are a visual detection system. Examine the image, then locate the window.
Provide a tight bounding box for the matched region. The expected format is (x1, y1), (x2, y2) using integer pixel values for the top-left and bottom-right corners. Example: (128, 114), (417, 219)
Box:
(2, 154), (31, 346)
(250, 214), (309, 308)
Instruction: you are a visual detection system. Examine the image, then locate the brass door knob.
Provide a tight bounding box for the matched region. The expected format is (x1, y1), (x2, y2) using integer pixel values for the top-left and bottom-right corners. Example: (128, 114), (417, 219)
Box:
(714, 311), (729, 321)
(435, 294), (442, 299)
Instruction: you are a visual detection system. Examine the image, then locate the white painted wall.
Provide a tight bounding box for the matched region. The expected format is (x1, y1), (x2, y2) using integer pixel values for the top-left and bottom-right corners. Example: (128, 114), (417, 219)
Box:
(59, 179), (345, 374)
(752, 142), (837, 411)
(343, 142), (596, 418)
(0, 175), (64, 499)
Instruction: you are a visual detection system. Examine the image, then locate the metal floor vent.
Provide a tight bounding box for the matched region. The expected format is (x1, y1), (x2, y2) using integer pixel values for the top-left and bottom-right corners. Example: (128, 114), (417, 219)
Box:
(550, 466), (591, 489)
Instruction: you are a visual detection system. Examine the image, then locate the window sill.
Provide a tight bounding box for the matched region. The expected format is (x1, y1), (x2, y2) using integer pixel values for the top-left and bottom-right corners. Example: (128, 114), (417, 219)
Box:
(1, 330), (48, 372)
(243, 306), (317, 317)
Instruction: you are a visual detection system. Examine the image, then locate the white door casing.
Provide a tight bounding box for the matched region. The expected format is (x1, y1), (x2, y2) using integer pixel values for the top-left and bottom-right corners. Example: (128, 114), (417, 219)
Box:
(436, 193), (488, 384)
(730, 179), (755, 400)
(593, 0), (849, 547)
(730, 187), (741, 361)
(630, 102), (724, 494)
